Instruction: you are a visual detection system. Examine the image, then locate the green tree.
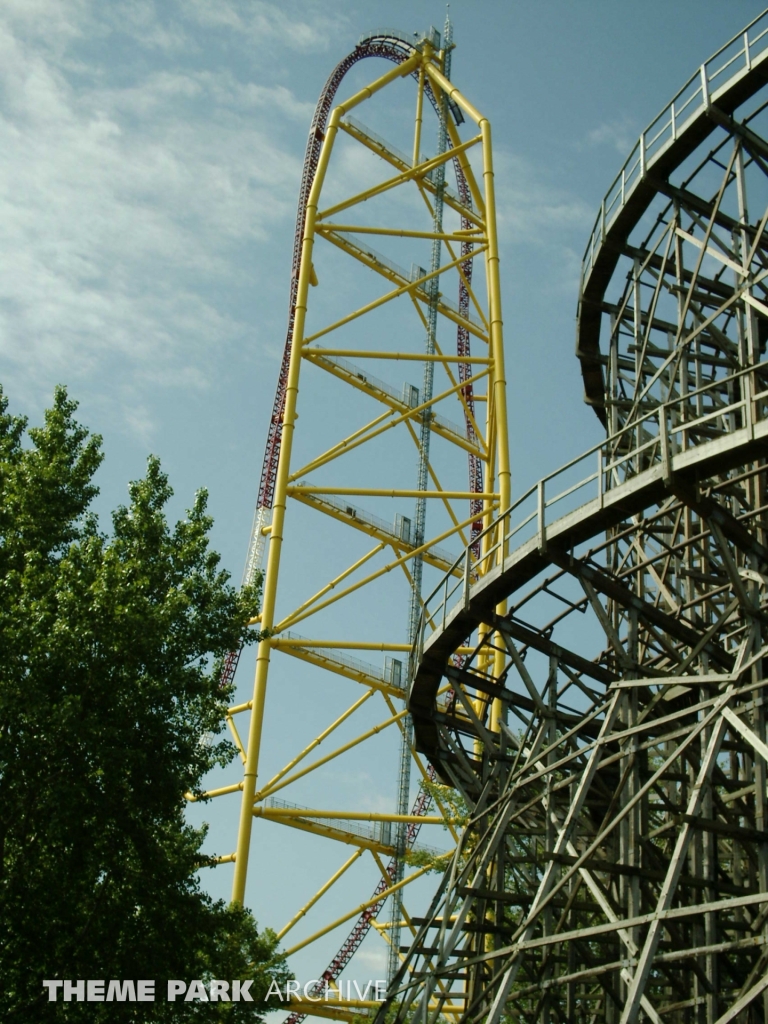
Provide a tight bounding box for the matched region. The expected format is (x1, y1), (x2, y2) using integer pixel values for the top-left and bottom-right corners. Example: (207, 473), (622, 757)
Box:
(0, 386), (290, 1020)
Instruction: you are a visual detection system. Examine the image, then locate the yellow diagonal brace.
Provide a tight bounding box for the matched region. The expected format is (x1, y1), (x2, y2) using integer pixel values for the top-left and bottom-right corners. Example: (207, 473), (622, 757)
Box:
(273, 506), (494, 633)
(446, 115), (486, 218)
(338, 52), (422, 115)
(429, 339), (487, 451)
(339, 116), (483, 230)
(279, 861), (440, 958)
(227, 714), (247, 764)
(403, 419), (470, 547)
(257, 707), (409, 799)
(277, 848), (364, 941)
(317, 134), (482, 222)
(289, 404), (395, 482)
(439, 233), (491, 332)
(425, 62), (484, 126)
(286, 492), (461, 577)
(258, 688), (375, 797)
(289, 366), (490, 479)
(280, 542), (385, 624)
(323, 229), (490, 344)
(302, 245), (488, 346)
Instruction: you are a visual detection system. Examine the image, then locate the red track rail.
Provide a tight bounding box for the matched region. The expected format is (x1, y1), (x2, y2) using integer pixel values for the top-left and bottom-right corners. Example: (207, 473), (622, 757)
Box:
(455, 172), (484, 555)
(226, 32), (483, 1006)
(220, 35), (424, 693)
(283, 767), (438, 1024)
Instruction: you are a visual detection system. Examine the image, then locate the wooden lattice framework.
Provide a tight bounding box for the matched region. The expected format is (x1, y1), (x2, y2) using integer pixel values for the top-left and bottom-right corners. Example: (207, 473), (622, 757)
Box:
(380, 12), (768, 1024)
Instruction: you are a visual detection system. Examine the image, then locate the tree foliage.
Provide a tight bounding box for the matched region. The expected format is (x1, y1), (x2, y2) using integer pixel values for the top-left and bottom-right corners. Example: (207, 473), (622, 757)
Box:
(0, 386), (289, 1020)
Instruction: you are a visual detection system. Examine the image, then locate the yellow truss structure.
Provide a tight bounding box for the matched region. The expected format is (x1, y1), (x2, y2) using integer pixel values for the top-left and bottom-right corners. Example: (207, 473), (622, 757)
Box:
(195, 33), (510, 1014)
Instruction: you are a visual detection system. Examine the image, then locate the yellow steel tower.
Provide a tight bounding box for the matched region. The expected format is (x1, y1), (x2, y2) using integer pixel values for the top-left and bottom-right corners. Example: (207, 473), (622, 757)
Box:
(194, 25), (511, 1020)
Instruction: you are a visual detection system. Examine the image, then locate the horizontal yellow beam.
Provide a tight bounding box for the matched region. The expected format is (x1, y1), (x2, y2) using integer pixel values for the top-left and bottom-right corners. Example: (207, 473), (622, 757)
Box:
(273, 638), (412, 651)
(259, 810), (396, 857)
(275, 642), (408, 697)
(317, 132), (482, 222)
(288, 486), (496, 500)
(304, 348), (491, 364)
(185, 782), (243, 802)
(303, 244), (488, 346)
(272, 638), (475, 655)
(257, 807), (449, 824)
(317, 222), (486, 243)
(200, 852), (236, 865)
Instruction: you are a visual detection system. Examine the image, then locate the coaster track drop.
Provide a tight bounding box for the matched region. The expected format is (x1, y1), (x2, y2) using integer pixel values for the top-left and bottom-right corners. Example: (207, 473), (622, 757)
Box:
(194, 22), (512, 1023)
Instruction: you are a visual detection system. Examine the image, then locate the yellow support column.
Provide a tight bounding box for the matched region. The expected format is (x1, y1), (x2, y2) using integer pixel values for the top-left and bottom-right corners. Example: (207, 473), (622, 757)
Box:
(231, 54), (421, 905)
(215, 33), (512, 1012)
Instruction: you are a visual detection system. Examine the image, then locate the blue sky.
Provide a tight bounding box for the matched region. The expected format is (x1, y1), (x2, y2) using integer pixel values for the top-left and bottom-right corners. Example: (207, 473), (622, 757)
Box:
(2, 0), (766, 992)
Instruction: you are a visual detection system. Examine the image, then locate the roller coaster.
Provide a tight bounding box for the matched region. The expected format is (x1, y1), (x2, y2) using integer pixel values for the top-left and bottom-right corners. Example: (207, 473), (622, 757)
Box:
(386, 9), (768, 1024)
(204, 7), (768, 1023)
(191, 15), (510, 1021)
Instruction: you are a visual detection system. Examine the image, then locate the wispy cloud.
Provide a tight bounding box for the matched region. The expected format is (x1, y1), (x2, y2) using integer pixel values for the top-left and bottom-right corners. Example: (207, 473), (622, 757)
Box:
(585, 114), (638, 156)
(0, 0), (325, 436)
(352, 947), (388, 974)
(182, 0), (348, 54)
(491, 149), (593, 293)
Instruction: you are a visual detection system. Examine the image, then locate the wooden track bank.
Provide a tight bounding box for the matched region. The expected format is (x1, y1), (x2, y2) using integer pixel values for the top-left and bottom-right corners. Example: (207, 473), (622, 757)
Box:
(381, 10), (768, 1024)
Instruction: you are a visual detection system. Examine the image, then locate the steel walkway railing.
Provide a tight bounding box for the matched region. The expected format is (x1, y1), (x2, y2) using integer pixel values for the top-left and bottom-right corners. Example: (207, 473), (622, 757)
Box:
(417, 360), (768, 663)
(581, 8), (768, 293)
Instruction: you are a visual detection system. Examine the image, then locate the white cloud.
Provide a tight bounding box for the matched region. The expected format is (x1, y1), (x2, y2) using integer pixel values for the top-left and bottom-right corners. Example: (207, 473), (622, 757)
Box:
(494, 150), (592, 238)
(586, 114), (638, 156)
(491, 149), (593, 293)
(0, 0), (311, 435)
(351, 947), (388, 973)
(0, 0), (88, 47)
(182, 0), (348, 54)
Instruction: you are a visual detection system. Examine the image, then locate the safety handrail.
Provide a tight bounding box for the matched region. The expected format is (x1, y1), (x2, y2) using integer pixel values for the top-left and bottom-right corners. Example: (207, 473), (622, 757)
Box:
(358, 27), (440, 51)
(416, 361), (768, 670)
(581, 7), (768, 292)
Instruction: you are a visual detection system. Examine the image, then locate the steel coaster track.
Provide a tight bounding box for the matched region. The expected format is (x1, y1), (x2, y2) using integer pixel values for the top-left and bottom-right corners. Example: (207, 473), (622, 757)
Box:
(283, 765), (437, 1024)
(221, 28), (486, 1014)
(221, 29), (482, 690)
